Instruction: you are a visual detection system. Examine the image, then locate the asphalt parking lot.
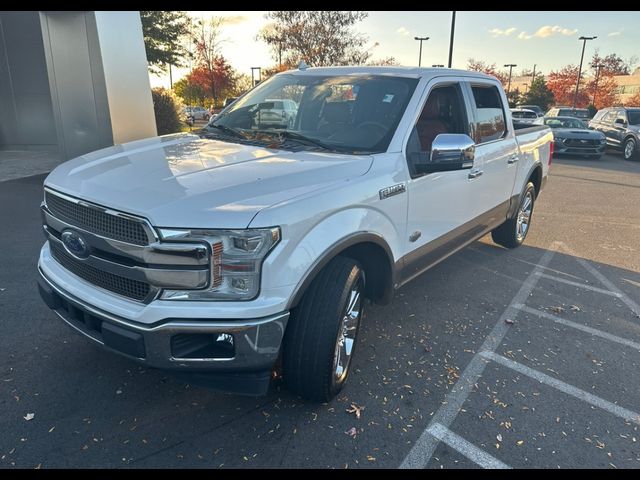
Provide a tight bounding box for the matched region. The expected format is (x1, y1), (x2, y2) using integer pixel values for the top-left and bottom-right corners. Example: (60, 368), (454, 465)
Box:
(1, 150), (640, 468)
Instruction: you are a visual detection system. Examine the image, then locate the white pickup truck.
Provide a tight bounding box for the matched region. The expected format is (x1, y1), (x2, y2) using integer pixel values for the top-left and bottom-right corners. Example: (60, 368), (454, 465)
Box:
(38, 67), (553, 401)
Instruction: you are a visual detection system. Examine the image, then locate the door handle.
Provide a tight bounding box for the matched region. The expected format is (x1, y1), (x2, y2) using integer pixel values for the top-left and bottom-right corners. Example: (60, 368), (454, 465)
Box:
(508, 155), (519, 164)
(468, 169), (483, 179)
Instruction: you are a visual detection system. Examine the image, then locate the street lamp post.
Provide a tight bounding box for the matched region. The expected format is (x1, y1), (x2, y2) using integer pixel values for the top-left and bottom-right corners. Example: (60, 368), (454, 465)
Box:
(592, 63), (604, 107)
(448, 11), (456, 68)
(573, 35), (597, 108)
(414, 36), (429, 67)
(504, 64), (517, 95)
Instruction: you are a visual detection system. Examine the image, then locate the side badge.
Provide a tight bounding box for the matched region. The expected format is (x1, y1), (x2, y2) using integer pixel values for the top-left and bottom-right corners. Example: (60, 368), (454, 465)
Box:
(379, 183), (406, 200)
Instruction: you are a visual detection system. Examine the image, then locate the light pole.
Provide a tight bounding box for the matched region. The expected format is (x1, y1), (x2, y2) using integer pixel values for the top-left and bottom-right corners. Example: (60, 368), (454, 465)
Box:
(592, 63), (604, 107)
(251, 67), (261, 88)
(504, 64), (517, 95)
(414, 36), (429, 67)
(448, 11), (456, 68)
(573, 35), (597, 108)
(531, 64), (536, 84)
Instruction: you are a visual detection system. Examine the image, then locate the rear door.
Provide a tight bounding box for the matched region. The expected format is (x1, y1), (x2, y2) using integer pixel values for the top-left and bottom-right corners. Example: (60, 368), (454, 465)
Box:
(463, 81), (519, 218)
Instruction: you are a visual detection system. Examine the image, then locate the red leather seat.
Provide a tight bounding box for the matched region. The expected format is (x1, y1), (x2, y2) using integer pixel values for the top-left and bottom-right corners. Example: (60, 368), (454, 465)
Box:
(417, 94), (448, 151)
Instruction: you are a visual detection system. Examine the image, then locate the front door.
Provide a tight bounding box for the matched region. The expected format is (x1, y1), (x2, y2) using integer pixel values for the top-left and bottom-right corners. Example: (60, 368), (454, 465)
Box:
(402, 80), (486, 283)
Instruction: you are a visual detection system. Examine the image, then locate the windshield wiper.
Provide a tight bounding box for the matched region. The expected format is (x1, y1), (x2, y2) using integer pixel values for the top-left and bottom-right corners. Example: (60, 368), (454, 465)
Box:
(271, 130), (335, 151)
(206, 124), (246, 139)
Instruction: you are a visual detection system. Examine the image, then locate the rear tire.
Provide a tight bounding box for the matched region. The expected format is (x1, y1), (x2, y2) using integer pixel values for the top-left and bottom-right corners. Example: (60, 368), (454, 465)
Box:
(491, 182), (536, 249)
(282, 256), (365, 402)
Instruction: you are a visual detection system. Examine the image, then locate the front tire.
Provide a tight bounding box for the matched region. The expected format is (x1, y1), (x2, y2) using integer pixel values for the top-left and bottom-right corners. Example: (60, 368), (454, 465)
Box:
(623, 137), (638, 161)
(282, 256), (365, 402)
(491, 181), (536, 249)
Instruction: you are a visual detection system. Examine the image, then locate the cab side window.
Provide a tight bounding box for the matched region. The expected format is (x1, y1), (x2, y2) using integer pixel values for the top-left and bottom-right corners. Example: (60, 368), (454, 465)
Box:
(470, 85), (506, 143)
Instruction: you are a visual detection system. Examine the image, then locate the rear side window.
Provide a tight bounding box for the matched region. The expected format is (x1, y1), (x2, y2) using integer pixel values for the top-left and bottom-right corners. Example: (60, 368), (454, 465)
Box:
(592, 110), (606, 122)
(470, 85), (506, 143)
(601, 111), (616, 124)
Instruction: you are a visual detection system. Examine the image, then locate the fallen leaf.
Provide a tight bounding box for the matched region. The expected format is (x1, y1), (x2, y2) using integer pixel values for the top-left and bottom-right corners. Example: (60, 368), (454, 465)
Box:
(570, 305), (581, 312)
(346, 404), (364, 419)
(24, 413), (35, 421)
(549, 306), (565, 314)
(367, 455), (376, 461)
(505, 318), (514, 325)
(345, 427), (357, 438)
(496, 434), (503, 442)
(516, 440), (524, 446)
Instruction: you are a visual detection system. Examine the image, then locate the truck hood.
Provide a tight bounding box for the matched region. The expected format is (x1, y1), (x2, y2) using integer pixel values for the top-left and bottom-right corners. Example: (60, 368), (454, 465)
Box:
(45, 134), (373, 228)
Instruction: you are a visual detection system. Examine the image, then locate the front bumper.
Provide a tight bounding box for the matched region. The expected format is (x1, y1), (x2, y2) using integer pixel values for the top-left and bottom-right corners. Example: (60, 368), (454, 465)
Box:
(554, 140), (606, 156)
(38, 267), (289, 395)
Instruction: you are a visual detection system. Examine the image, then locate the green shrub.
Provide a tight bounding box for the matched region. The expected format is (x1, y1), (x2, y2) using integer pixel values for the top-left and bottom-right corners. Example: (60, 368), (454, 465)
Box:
(151, 87), (183, 135)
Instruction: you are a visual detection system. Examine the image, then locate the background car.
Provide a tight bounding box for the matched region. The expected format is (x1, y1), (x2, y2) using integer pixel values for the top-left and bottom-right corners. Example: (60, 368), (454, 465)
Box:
(252, 98), (298, 129)
(516, 104), (544, 117)
(588, 107), (640, 161)
(189, 106), (210, 120)
(511, 108), (540, 124)
(546, 107), (591, 120)
(544, 116), (606, 159)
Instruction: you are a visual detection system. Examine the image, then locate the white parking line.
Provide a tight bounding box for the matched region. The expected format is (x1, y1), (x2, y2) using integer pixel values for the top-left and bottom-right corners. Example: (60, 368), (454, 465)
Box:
(480, 351), (640, 426)
(558, 242), (640, 317)
(535, 272), (622, 297)
(514, 303), (640, 351)
(426, 423), (512, 469)
(399, 246), (558, 469)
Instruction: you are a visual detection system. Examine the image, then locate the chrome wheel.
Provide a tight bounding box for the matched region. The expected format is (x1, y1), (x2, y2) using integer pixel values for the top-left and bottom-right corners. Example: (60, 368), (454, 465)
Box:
(516, 191), (533, 241)
(624, 139), (635, 160)
(332, 280), (363, 386)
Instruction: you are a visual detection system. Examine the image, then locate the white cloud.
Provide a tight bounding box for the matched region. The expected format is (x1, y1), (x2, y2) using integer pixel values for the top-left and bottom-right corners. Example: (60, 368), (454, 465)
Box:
(516, 25), (578, 40)
(608, 31), (622, 37)
(489, 27), (517, 37)
(397, 27), (410, 36)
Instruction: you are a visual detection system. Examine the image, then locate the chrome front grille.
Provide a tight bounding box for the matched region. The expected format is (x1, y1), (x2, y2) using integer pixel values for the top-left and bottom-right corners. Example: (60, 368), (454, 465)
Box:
(45, 190), (151, 246)
(42, 188), (210, 304)
(50, 242), (151, 302)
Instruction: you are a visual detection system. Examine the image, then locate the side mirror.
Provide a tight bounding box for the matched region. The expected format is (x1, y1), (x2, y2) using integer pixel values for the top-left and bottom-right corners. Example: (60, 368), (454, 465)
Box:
(614, 118), (626, 126)
(426, 134), (475, 171)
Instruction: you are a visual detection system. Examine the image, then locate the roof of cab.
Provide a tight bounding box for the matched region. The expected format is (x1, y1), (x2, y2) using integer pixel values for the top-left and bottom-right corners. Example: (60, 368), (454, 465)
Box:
(277, 65), (498, 81)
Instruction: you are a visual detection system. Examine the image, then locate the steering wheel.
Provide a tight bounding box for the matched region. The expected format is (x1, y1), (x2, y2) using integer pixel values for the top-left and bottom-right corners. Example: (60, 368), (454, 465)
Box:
(357, 121), (388, 136)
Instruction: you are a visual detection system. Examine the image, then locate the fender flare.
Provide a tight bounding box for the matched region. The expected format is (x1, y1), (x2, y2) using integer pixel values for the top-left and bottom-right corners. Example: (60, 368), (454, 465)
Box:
(508, 162), (543, 219)
(286, 232), (396, 310)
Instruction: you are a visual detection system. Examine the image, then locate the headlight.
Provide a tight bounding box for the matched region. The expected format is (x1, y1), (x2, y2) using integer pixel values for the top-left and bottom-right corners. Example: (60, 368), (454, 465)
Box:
(158, 227), (280, 301)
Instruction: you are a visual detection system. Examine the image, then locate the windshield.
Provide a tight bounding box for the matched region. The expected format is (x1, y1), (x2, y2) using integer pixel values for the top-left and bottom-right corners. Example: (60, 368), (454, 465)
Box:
(519, 105), (542, 114)
(205, 73), (419, 153)
(629, 111), (640, 125)
(545, 118), (587, 129)
(513, 111), (537, 119)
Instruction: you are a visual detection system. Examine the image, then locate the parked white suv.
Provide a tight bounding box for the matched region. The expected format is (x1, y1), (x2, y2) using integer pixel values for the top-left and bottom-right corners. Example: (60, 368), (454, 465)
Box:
(38, 67), (552, 401)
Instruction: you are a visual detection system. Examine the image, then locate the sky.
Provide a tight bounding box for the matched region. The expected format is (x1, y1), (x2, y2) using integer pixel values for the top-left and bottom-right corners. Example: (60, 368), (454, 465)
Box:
(149, 11), (640, 89)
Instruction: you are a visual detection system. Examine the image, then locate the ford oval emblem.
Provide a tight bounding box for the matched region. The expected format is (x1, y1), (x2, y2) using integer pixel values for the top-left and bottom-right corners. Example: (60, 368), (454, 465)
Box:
(61, 230), (90, 259)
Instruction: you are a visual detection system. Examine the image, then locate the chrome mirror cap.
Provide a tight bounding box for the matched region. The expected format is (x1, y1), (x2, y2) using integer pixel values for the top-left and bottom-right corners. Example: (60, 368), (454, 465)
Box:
(430, 133), (476, 166)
